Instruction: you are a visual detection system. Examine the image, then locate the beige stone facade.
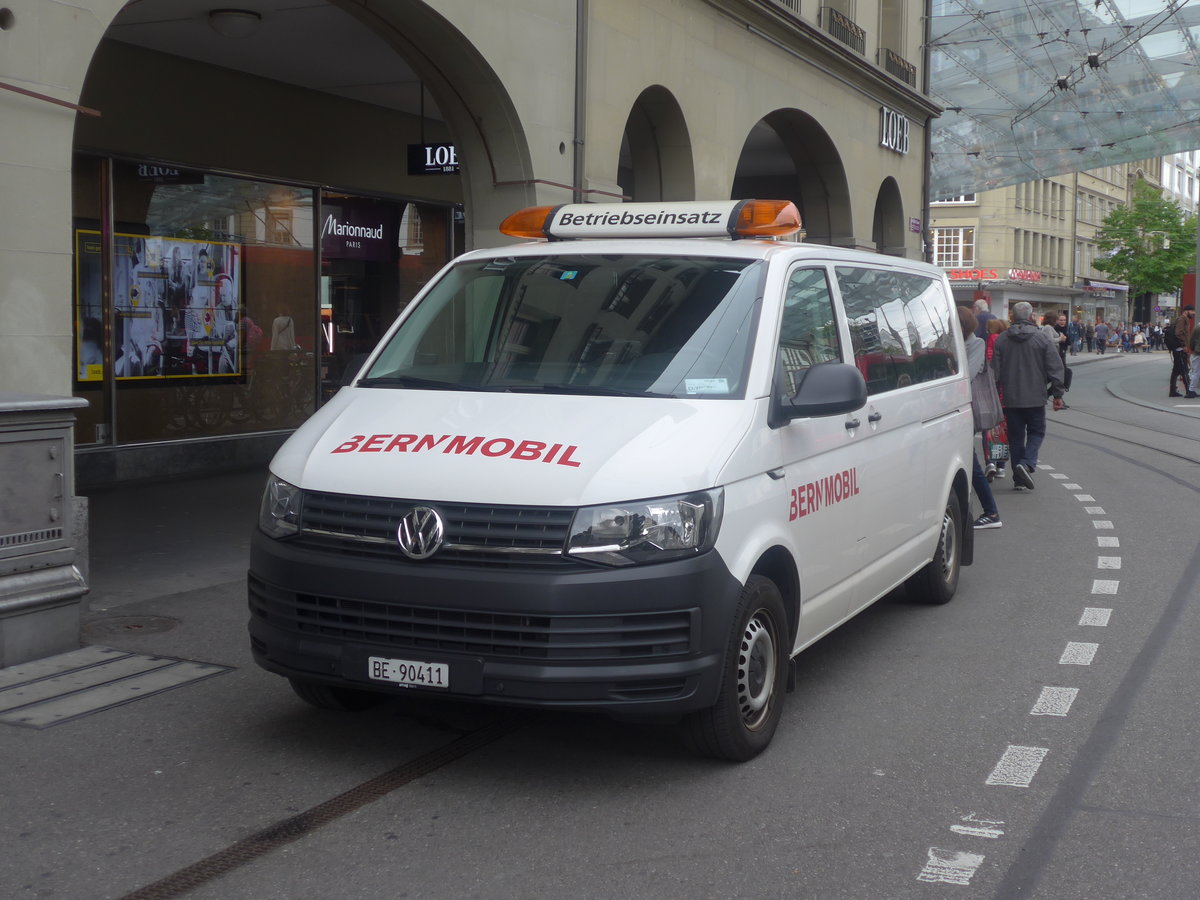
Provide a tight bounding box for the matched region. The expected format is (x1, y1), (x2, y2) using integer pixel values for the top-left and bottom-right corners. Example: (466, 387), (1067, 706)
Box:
(1, 0), (935, 481)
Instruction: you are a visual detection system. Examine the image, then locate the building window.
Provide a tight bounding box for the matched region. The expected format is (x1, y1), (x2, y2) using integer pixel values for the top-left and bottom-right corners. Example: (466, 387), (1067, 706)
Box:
(933, 227), (975, 267)
(931, 194), (976, 204)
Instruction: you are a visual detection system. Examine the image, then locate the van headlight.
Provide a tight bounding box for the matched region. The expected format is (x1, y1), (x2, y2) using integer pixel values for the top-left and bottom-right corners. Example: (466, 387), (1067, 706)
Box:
(567, 489), (723, 566)
(259, 475), (302, 539)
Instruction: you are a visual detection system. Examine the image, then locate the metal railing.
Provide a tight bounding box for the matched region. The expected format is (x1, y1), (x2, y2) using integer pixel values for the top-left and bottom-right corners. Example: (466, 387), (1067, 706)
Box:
(819, 7), (866, 54)
(879, 47), (917, 86)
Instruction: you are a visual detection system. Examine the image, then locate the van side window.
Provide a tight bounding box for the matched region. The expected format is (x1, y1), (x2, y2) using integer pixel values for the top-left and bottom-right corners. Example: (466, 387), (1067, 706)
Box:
(835, 267), (959, 394)
(778, 268), (842, 394)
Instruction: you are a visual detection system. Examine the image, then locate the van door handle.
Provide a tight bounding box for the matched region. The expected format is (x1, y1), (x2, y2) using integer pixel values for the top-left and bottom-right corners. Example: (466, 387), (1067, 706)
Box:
(844, 418), (861, 430)
(868, 412), (882, 423)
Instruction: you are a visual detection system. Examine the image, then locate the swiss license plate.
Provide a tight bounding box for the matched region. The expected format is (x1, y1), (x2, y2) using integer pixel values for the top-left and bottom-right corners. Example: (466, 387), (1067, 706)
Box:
(368, 656), (450, 689)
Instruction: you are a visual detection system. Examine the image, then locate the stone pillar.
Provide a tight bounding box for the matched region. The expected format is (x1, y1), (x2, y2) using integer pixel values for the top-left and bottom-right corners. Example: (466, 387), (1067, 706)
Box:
(0, 394), (89, 667)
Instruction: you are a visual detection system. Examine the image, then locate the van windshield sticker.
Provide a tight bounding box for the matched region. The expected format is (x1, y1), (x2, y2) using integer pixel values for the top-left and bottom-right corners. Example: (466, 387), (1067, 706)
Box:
(789, 467), (860, 520)
(330, 433), (582, 467)
(685, 378), (729, 395)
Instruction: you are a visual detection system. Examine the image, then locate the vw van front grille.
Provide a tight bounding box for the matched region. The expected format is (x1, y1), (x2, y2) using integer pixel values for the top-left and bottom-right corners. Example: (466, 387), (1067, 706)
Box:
(249, 578), (696, 661)
(294, 490), (577, 568)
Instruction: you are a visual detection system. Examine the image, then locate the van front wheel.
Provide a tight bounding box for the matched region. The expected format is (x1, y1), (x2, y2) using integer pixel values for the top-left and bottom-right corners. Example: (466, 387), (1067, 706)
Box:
(909, 493), (962, 605)
(684, 575), (789, 762)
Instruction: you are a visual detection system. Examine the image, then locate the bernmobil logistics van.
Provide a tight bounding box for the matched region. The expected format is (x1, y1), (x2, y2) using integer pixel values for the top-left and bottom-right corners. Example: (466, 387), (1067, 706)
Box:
(249, 200), (974, 760)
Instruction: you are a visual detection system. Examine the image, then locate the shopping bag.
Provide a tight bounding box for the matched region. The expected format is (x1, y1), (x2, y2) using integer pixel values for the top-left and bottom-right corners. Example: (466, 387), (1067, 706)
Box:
(972, 359), (1003, 432)
(986, 419), (1009, 461)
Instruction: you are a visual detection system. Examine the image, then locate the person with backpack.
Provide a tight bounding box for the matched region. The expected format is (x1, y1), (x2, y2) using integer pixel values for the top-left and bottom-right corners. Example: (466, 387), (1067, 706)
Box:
(1167, 305), (1193, 397)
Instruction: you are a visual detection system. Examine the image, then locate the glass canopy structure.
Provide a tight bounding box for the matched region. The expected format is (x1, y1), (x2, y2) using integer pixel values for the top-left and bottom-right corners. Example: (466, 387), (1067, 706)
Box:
(929, 0), (1200, 198)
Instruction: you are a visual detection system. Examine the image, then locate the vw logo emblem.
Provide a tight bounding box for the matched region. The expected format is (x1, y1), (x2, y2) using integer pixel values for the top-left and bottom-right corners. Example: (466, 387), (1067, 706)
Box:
(397, 506), (445, 560)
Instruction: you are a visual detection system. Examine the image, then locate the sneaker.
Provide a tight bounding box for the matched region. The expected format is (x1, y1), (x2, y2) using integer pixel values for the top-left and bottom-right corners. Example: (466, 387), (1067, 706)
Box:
(995, 467), (1006, 479)
(1014, 463), (1035, 490)
(1170, 391), (1183, 398)
(1187, 392), (1198, 399)
(973, 513), (1002, 530)
(985, 462), (997, 482)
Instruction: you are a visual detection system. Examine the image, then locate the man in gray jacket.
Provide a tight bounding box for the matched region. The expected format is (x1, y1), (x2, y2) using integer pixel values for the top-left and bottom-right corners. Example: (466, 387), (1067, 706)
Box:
(992, 301), (1067, 490)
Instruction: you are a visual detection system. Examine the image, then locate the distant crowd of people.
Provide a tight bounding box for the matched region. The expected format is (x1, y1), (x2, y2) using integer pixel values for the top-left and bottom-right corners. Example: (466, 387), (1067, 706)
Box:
(960, 298), (1200, 532)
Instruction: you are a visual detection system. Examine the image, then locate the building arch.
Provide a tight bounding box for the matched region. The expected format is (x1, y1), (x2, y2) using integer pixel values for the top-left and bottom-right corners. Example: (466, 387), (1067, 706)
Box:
(872, 177), (906, 256)
(617, 85), (695, 201)
(730, 110), (853, 247)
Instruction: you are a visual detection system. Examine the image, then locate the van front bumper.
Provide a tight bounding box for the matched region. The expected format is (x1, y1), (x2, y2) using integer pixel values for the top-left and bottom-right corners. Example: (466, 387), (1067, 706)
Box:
(248, 530), (744, 717)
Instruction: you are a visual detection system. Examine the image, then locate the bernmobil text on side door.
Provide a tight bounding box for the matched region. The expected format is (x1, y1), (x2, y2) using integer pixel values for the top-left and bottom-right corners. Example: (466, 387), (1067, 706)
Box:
(248, 200), (974, 761)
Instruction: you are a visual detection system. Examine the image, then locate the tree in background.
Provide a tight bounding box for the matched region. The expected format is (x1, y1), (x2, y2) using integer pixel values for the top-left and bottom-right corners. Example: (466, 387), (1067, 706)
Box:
(1093, 177), (1197, 321)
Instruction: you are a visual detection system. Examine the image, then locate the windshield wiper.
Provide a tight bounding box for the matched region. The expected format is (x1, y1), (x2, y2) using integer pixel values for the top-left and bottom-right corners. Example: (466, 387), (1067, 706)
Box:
(503, 383), (674, 398)
(356, 375), (468, 391)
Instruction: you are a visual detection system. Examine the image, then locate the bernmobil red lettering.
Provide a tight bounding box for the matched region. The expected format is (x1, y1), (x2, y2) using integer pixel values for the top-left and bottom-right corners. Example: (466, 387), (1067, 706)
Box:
(513, 440), (546, 460)
(330, 432), (583, 466)
(788, 467), (860, 520)
(556, 445), (582, 468)
(332, 435), (365, 453)
(384, 434), (418, 452)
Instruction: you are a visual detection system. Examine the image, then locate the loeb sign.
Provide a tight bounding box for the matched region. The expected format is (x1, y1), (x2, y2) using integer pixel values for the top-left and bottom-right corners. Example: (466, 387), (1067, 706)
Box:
(407, 143), (460, 175)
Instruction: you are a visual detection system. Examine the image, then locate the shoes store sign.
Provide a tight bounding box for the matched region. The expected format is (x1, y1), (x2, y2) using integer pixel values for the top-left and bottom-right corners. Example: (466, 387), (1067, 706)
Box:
(879, 107), (909, 155)
(946, 268), (1043, 282)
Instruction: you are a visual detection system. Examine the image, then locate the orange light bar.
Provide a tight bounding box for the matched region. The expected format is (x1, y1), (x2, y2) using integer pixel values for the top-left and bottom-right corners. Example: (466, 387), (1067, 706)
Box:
(499, 205), (557, 239)
(732, 200), (802, 237)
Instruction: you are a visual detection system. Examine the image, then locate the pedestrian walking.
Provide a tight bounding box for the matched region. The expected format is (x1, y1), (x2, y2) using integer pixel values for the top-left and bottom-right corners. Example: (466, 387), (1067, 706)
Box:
(1188, 314), (1200, 399)
(992, 301), (1067, 491)
(1085, 320), (1095, 353)
(957, 307), (1002, 528)
(1167, 305), (1194, 397)
(1093, 320), (1110, 355)
(1067, 316), (1082, 355)
(973, 297), (995, 339)
(984, 318), (1010, 481)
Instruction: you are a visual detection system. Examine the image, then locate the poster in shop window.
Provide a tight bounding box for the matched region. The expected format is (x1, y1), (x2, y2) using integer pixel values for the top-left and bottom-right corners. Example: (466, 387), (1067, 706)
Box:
(75, 230), (243, 381)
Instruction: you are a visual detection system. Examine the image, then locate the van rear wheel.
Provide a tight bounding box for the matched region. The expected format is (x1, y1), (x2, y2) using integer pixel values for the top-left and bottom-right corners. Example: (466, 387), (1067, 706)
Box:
(289, 677), (382, 711)
(684, 575), (788, 762)
(909, 493), (962, 605)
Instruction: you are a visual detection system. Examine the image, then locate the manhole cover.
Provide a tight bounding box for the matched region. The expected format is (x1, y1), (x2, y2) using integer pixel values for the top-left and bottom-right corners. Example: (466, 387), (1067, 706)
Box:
(82, 616), (180, 638)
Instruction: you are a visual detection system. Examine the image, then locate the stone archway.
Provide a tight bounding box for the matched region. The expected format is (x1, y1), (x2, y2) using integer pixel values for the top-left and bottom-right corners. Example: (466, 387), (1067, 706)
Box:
(731, 111), (853, 247)
(617, 85), (695, 201)
(872, 177), (907, 256)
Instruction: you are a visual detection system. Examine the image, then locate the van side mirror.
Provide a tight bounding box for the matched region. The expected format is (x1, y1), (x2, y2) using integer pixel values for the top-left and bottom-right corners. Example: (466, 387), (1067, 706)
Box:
(770, 361), (868, 427)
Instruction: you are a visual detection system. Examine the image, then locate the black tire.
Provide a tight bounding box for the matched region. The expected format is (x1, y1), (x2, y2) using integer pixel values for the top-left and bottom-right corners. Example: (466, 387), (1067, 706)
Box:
(683, 575), (789, 762)
(288, 677), (382, 711)
(908, 492), (962, 605)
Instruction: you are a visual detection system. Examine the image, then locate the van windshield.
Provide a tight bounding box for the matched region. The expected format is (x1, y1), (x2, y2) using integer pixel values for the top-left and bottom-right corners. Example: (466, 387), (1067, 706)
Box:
(360, 254), (764, 399)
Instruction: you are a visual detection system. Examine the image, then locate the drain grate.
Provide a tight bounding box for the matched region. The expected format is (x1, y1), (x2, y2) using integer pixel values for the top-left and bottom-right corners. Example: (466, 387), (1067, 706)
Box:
(0, 645), (232, 728)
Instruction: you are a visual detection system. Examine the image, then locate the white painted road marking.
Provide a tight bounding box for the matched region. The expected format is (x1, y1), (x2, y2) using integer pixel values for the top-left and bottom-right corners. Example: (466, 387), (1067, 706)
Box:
(1084, 506), (1106, 514)
(1074, 494), (1096, 501)
(1060, 642), (1099, 665)
(1031, 686), (1079, 716)
(1080, 607), (1113, 626)
(986, 745), (1049, 787)
(1093, 520), (1114, 529)
(1097, 536), (1120, 547)
(950, 813), (1005, 839)
(918, 849), (986, 885)
(1097, 557), (1122, 569)
(1064, 483), (1083, 490)
(1092, 579), (1119, 594)
(1050, 473), (1069, 480)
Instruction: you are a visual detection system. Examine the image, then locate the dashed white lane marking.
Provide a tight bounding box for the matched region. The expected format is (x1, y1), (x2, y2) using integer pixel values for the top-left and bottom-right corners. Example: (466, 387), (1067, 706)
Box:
(950, 814), (1005, 839)
(918, 849), (986, 885)
(1031, 686), (1079, 716)
(1092, 579), (1119, 594)
(1097, 557), (1122, 569)
(1084, 506), (1106, 514)
(1050, 473), (1069, 480)
(1093, 520), (1115, 529)
(1064, 483), (1083, 490)
(1097, 536), (1120, 547)
(986, 745), (1049, 786)
(1060, 642), (1099, 665)
(1080, 607), (1113, 626)
(1074, 494), (1096, 501)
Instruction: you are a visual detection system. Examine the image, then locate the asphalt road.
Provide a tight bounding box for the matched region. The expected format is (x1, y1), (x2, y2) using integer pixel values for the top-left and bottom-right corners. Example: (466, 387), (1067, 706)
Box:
(4, 351), (1199, 899)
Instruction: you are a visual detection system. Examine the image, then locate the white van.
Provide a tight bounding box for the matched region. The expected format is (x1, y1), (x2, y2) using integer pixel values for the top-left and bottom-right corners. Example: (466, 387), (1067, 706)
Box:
(249, 200), (974, 761)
